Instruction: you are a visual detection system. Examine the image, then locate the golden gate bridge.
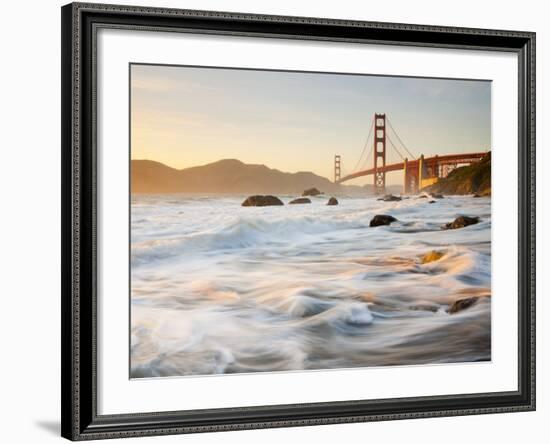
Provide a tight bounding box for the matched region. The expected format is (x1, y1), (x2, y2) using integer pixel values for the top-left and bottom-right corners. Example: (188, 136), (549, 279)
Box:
(334, 113), (488, 194)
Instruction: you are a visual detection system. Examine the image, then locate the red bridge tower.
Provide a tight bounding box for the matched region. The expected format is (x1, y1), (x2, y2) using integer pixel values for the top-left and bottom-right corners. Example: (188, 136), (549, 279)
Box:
(373, 113), (387, 194)
(334, 155), (341, 183)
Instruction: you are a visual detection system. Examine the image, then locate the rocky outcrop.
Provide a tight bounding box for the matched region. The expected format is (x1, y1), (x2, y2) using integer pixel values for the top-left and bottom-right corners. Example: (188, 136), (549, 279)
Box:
(425, 152), (491, 196)
(377, 194), (402, 202)
(241, 195), (284, 207)
(443, 215), (480, 230)
(370, 215), (397, 227)
(327, 197), (338, 206)
(302, 187), (322, 196)
(289, 197), (311, 204)
(409, 303), (440, 313)
(448, 297), (480, 314)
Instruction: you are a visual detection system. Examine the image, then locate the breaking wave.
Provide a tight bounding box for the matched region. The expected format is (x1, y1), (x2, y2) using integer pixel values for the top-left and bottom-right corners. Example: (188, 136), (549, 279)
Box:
(130, 194), (491, 377)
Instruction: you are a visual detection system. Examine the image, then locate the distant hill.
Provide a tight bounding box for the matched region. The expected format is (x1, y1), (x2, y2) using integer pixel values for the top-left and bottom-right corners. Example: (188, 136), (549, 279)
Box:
(131, 159), (373, 195)
(425, 152), (491, 196)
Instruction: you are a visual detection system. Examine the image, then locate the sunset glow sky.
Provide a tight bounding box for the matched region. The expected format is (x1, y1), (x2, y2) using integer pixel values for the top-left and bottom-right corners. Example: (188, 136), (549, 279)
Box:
(131, 64), (491, 185)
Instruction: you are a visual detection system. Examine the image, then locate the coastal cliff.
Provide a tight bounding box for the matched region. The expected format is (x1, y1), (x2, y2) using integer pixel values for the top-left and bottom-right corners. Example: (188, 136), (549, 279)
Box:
(425, 152), (491, 196)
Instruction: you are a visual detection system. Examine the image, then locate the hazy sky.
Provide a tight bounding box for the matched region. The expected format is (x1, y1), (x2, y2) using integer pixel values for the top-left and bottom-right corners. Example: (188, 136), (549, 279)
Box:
(131, 64), (491, 185)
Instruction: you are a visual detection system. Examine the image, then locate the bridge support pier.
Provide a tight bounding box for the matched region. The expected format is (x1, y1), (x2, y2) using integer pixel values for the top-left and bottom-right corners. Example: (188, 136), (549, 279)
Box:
(418, 154), (424, 190)
(418, 154), (440, 191)
(403, 158), (408, 194)
(403, 158), (419, 194)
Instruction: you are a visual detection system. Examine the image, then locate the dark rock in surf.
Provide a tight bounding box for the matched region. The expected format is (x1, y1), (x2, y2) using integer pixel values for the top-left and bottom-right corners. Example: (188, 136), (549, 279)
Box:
(430, 193), (444, 199)
(302, 187), (322, 196)
(241, 195), (284, 207)
(417, 194), (428, 199)
(377, 194), (402, 202)
(473, 193), (481, 198)
(409, 303), (440, 313)
(370, 214), (397, 227)
(429, 200), (436, 204)
(327, 197), (338, 206)
(448, 297), (480, 314)
(443, 215), (480, 230)
(289, 197), (311, 205)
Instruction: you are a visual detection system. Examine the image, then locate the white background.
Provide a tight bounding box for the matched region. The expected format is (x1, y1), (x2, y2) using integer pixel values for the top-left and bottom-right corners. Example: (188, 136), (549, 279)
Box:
(98, 28), (518, 414)
(0, 0), (546, 443)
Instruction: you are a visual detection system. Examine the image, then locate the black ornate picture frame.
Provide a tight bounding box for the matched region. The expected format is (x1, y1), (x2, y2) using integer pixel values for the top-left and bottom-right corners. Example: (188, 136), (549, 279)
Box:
(61, 2), (536, 440)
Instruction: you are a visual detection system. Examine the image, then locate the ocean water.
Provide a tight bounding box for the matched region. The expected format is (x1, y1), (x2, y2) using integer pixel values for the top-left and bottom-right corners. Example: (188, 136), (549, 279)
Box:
(130, 194), (491, 378)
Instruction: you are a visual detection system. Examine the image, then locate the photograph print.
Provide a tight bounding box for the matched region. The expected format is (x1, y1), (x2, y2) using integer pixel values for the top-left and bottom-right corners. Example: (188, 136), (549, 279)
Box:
(130, 64), (491, 379)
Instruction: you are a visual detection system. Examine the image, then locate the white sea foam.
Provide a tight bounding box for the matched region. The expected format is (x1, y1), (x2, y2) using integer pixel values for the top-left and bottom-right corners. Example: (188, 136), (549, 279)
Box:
(130, 194), (491, 377)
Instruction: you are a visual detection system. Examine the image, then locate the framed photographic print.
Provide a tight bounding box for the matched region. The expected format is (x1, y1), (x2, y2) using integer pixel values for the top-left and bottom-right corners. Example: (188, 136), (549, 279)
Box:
(61, 2), (536, 440)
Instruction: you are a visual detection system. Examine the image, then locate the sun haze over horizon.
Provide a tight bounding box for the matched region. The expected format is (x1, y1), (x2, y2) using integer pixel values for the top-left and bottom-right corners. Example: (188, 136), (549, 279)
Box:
(130, 64), (491, 186)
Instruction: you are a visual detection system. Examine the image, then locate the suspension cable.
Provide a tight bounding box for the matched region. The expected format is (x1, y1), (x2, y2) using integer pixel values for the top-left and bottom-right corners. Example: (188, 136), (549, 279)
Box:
(340, 160), (351, 178)
(386, 117), (416, 160)
(387, 134), (406, 161)
(351, 117), (375, 173)
(358, 142), (374, 172)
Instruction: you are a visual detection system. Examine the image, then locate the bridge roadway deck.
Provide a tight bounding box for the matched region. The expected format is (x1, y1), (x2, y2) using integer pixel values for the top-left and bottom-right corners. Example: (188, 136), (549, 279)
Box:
(336, 152), (486, 184)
